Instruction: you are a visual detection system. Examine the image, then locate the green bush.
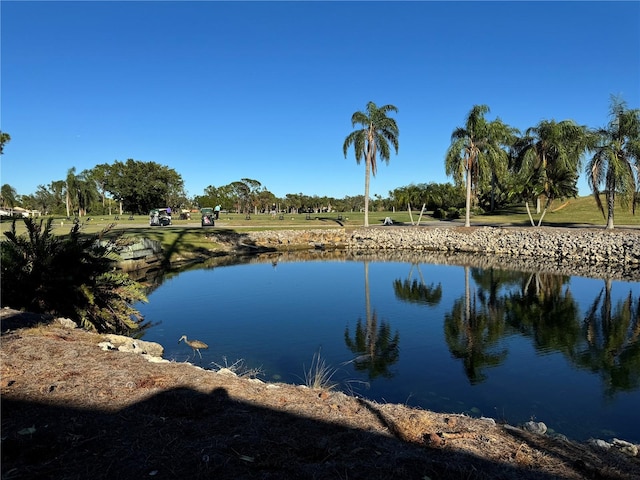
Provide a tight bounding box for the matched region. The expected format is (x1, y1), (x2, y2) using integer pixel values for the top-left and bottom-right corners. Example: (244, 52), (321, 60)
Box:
(1, 217), (148, 334)
(433, 208), (446, 219)
(446, 207), (461, 219)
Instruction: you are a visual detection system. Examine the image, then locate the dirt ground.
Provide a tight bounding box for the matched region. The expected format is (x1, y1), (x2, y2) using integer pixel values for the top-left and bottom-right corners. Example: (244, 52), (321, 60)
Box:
(2, 308), (640, 480)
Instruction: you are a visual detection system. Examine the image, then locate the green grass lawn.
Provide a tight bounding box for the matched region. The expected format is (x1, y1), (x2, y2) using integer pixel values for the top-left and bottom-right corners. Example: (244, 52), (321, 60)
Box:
(0, 197), (640, 268)
(1, 196), (637, 257)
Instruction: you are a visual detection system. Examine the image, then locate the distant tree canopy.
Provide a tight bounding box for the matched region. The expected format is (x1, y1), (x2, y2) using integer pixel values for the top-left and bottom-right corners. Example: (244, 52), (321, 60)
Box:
(389, 182), (465, 212)
(102, 159), (186, 214)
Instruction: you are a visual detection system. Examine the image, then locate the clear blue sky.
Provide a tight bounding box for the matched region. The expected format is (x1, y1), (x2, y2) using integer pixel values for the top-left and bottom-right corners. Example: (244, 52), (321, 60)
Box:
(2, 1), (639, 201)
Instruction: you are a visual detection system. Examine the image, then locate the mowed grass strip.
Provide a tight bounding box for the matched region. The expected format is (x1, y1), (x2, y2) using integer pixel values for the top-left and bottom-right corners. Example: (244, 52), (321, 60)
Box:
(2, 196), (638, 257)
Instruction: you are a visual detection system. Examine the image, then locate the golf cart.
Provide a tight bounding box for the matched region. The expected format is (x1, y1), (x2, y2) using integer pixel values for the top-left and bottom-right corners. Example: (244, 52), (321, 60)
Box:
(149, 208), (172, 226)
(201, 207), (215, 227)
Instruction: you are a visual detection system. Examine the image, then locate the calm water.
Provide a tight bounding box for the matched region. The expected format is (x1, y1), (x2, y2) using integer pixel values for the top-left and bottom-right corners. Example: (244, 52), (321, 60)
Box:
(136, 253), (640, 443)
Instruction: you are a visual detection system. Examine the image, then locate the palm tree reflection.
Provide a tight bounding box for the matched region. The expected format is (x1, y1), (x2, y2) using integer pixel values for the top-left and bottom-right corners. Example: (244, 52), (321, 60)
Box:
(578, 280), (640, 395)
(344, 261), (400, 380)
(393, 262), (442, 306)
(444, 266), (507, 384)
(505, 272), (582, 356)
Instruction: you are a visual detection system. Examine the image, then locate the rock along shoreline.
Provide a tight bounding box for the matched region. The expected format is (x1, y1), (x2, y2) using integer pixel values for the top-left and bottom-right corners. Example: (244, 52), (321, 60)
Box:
(231, 226), (640, 282)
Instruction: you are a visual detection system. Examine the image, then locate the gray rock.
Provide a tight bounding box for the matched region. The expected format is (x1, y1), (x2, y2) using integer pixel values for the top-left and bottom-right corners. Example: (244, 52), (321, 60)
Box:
(523, 421), (547, 435)
(612, 438), (638, 457)
(588, 438), (612, 449)
(55, 317), (78, 329)
(102, 334), (164, 358)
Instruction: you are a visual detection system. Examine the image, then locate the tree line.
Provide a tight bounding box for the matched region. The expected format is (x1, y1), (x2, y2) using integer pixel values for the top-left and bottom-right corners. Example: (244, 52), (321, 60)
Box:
(1, 95), (639, 228)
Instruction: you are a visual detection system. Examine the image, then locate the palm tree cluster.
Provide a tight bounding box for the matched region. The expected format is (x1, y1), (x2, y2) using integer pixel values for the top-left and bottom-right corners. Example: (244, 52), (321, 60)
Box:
(343, 96), (638, 229)
(441, 97), (639, 228)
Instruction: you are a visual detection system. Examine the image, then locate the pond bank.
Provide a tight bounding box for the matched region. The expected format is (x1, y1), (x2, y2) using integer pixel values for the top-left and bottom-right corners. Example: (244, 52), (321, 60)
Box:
(210, 226), (640, 281)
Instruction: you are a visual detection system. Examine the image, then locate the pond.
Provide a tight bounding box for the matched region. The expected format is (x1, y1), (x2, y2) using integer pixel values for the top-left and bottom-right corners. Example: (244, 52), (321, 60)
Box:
(136, 251), (640, 444)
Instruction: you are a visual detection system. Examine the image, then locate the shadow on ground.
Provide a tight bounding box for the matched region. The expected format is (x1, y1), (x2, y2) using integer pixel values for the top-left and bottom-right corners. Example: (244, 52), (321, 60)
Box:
(2, 387), (571, 480)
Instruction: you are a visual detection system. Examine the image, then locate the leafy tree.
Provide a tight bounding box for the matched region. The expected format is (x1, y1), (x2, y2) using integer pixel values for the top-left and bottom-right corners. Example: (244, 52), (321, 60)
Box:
(1, 217), (148, 334)
(256, 189), (277, 213)
(103, 159), (185, 214)
(194, 185), (221, 209)
(48, 180), (67, 215)
(229, 181), (251, 214)
(0, 130), (10, 154)
(586, 96), (640, 229)
(76, 169), (99, 216)
(343, 101), (399, 227)
(389, 182), (465, 213)
(445, 105), (513, 227)
(89, 163), (113, 213)
(241, 178), (264, 214)
(1, 184), (18, 208)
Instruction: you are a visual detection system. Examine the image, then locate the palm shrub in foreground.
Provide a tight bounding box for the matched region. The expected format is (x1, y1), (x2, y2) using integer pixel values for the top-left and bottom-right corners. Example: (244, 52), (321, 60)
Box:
(1, 217), (148, 334)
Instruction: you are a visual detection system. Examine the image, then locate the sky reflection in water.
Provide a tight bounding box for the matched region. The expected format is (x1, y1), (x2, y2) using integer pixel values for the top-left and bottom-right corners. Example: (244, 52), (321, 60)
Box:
(137, 255), (640, 443)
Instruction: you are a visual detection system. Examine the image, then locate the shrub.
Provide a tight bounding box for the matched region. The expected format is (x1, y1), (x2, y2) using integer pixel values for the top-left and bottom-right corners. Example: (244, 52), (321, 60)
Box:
(446, 207), (461, 219)
(1, 217), (148, 334)
(433, 208), (446, 219)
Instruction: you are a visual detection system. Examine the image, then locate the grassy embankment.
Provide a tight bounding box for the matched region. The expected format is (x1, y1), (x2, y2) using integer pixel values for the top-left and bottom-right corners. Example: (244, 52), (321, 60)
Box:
(1, 196), (638, 264)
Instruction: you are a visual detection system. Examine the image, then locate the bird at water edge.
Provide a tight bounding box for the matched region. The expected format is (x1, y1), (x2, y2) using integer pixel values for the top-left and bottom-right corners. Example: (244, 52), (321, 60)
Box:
(178, 335), (209, 359)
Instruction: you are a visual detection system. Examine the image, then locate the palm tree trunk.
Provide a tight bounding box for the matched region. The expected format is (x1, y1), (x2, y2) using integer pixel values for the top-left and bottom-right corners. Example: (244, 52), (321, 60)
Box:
(525, 202), (536, 227)
(464, 163), (472, 227)
(364, 158), (371, 227)
(606, 190), (615, 230)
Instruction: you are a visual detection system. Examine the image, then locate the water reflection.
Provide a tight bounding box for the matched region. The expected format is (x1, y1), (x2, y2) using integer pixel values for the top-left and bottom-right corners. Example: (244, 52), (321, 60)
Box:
(444, 266), (508, 384)
(579, 283), (640, 395)
(505, 272), (582, 357)
(344, 262), (400, 379)
(136, 249), (640, 442)
(393, 262), (443, 306)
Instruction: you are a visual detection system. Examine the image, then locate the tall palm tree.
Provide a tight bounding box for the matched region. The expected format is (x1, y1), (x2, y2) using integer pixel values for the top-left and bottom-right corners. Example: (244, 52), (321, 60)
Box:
(343, 101), (399, 227)
(64, 167), (78, 218)
(515, 119), (589, 216)
(586, 96), (640, 229)
(445, 105), (513, 227)
(1, 184), (18, 208)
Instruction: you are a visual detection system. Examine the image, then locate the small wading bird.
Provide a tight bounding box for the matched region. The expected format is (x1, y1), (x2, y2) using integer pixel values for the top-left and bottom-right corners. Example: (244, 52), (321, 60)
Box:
(178, 335), (208, 359)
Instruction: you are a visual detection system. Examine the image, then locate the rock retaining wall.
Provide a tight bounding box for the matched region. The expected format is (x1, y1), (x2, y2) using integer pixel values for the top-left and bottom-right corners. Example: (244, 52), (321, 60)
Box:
(243, 226), (640, 281)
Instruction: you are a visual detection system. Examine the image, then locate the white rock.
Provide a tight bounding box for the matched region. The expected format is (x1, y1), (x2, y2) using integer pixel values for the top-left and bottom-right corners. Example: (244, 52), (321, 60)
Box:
(523, 421), (547, 435)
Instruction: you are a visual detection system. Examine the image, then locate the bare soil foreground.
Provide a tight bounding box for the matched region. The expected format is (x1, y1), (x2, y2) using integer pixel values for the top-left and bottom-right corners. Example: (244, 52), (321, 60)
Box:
(2, 309), (640, 480)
